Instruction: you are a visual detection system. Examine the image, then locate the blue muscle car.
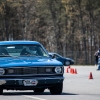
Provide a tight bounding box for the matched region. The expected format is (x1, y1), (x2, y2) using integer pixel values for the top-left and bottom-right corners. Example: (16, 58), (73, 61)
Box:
(0, 41), (64, 95)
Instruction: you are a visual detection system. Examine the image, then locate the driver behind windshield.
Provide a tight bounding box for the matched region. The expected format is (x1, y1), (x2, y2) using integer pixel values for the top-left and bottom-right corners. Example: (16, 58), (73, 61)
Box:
(20, 46), (37, 56)
(26, 46), (37, 55)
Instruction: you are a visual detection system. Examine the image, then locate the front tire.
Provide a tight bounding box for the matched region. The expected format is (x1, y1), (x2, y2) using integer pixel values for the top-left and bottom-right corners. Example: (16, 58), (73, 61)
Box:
(50, 83), (63, 95)
(0, 87), (3, 95)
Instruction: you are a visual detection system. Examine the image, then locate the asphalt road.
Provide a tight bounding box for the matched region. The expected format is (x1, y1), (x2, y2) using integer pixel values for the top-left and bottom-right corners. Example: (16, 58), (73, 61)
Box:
(0, 65), (100, 100)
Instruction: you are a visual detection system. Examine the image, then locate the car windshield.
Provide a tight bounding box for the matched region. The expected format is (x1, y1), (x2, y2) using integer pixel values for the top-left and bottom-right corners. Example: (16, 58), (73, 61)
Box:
(0, 44), (48, 57)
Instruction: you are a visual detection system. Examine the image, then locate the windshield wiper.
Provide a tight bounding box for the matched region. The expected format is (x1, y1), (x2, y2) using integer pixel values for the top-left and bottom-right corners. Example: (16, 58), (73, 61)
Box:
(0, 53), (11, 57)
(20, 54), (38, 57)
(0, 53), (19, 58)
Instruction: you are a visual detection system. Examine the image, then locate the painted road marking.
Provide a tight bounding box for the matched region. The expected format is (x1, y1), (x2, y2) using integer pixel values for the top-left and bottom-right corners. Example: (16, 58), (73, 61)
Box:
(24, 95), (47, 100)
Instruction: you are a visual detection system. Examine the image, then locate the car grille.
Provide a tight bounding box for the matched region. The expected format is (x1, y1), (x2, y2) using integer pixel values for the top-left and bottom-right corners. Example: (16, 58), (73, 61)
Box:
(5, 67), (54, 75)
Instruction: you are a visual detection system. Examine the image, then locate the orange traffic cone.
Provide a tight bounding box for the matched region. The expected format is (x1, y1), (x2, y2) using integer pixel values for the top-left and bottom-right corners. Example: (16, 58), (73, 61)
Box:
(70, 68), (73, 74)
(74, 68), (77, 74)
(70, 68), (72, 73)
(72, 68), (75, 74)
(66, 68), (69, 73)
(68, 65), (70, 69)
(89, 72), (93, 79)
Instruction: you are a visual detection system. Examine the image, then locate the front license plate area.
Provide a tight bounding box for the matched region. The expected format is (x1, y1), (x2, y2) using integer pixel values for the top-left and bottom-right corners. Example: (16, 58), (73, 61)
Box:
(23, 79), (38, 86)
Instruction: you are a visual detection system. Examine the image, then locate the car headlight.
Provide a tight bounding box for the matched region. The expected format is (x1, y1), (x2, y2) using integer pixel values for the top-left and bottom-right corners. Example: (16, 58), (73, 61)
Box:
(55, 67), (62, 73)
(0, 68), (5, 75)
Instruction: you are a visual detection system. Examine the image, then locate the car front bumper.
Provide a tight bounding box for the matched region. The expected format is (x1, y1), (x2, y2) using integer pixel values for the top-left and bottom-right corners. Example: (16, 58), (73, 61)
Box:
(0, 76), (64, 89)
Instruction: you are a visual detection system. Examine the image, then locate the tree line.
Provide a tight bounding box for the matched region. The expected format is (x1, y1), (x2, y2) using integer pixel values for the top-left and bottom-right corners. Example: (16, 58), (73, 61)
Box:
(0, 0), (100, 65)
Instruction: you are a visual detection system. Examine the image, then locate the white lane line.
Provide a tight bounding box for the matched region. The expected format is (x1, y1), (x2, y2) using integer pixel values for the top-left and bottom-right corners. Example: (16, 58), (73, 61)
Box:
(24, 95), (47, 100)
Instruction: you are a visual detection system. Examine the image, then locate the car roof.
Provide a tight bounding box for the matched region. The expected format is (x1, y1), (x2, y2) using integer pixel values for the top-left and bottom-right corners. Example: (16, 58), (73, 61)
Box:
(0, 40), (40, 45)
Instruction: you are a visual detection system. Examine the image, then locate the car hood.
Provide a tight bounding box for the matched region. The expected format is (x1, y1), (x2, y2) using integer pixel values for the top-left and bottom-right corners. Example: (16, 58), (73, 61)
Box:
(0, 57), (63, 68)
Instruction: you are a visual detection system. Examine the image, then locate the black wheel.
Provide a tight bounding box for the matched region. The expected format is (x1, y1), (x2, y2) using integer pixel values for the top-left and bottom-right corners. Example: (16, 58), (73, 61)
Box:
(65, 61), (70, 66)
(50, 83), (63, 95)
(0, 87), (3, 95)
(34, 88), (45, 93)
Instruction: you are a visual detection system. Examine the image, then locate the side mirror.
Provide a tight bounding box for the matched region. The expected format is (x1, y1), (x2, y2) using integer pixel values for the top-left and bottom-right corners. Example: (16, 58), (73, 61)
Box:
(49, 54), (54, 59)
(49, 54), (53, 58)
(49, 54), (55, 59)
